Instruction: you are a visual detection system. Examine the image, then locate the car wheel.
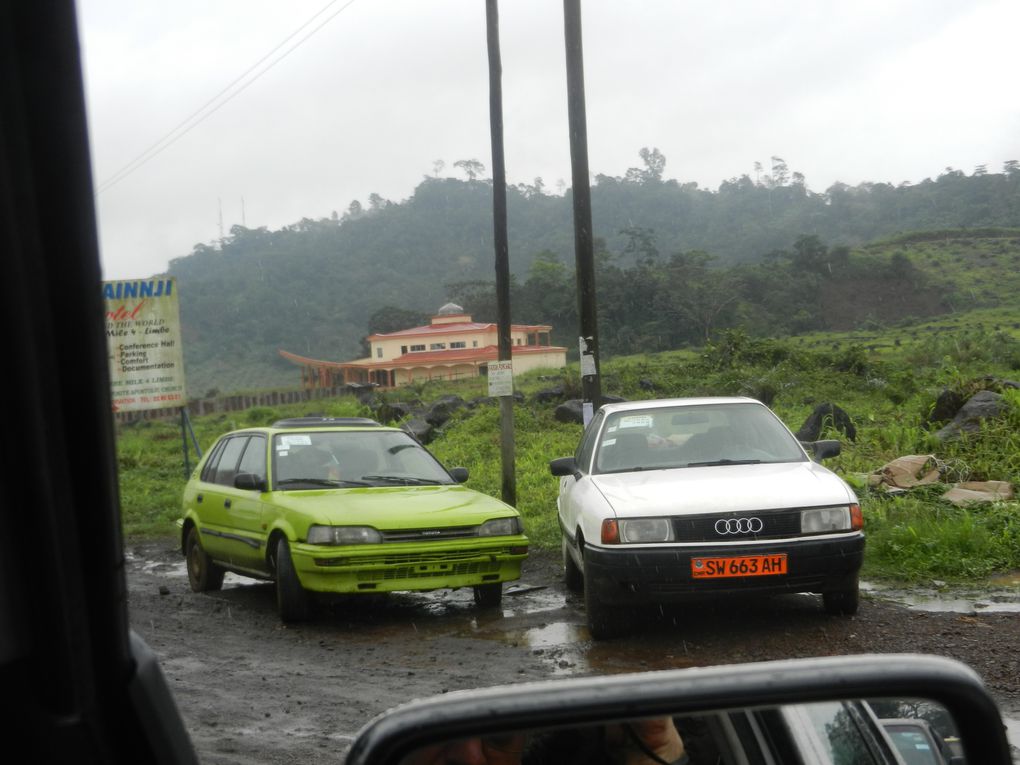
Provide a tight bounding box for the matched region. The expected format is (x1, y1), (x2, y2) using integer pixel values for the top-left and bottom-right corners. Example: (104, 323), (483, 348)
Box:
(473, 583), (502, 608)
(275, 537), (310, 622)
(562, 537), (583, 593)
(185, 527), (224, 592)
(583, 557), (631, 640)
(823, 575), (860, 616)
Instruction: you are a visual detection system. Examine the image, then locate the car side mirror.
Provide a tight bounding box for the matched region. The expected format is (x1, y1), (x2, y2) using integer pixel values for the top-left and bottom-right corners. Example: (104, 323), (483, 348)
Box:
(344, 654), (1012, 765)
(549, 456), (579, 478)
(234, 472), (266, 492)
(448, 467), (469, 483)
(809, 439), (841, 460)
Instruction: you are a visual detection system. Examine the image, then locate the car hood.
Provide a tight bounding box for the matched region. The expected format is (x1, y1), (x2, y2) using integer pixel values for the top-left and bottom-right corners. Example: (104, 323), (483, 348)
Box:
(591, 461), (856, 516)
(269, 485), (518, 529)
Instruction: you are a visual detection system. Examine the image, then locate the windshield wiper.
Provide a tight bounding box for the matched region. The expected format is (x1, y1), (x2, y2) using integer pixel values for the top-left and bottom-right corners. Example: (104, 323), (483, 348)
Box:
(276, 477), (371, 487)
(360, 475), (445, 485)
(686, 459), (763, 467)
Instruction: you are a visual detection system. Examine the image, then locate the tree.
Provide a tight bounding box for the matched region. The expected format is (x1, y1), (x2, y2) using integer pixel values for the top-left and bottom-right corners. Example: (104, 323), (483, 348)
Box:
(453, 158), (486, 181)
(432, 159), (445, 177)
(624, 147), (666, 183)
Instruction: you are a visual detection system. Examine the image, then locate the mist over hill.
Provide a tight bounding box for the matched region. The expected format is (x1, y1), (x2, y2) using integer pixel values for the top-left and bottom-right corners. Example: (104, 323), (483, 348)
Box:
(167, 159), (1020, 395)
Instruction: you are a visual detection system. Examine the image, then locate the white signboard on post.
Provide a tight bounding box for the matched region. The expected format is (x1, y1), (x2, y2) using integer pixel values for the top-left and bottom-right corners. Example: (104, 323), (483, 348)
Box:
(103, 278), (186, 413)
(487, 359), (514, 397)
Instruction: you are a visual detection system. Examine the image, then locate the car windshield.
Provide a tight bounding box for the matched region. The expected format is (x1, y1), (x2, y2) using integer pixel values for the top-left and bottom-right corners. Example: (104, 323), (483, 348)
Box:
(593, 403), (806, 474)
(272, 430), (454, 488)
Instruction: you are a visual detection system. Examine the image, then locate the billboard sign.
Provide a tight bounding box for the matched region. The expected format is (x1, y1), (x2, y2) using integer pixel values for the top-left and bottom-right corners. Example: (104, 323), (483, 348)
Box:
(103, 278), (186, 412)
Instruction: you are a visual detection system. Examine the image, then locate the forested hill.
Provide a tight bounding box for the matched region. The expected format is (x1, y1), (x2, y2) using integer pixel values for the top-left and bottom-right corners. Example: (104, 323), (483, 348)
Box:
(167, 160), (1020, 395)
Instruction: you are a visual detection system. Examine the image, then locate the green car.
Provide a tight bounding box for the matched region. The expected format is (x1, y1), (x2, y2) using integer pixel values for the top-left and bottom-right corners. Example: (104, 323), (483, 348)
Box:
(179, 417), (528, 621)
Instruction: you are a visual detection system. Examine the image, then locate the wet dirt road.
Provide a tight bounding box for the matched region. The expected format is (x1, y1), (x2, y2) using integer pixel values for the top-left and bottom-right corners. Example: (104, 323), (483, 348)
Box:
(126, 538), (1020, 764)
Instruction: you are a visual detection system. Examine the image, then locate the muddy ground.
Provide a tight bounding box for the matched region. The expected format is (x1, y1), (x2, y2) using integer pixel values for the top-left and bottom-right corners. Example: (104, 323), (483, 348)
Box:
(126, 537), (1020, 764)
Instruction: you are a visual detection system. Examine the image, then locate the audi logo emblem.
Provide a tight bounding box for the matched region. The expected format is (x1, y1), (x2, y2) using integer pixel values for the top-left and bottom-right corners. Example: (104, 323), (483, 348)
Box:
(714, 517), (763, 535)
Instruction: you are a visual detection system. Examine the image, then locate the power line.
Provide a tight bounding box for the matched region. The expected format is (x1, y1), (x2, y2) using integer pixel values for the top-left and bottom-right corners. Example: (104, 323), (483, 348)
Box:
(96, 0), (359, 195)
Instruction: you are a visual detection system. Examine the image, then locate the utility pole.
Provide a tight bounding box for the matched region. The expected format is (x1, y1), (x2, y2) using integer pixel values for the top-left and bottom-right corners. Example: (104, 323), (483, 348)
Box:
(563, 0), (601, 424)
(486, 0), (516, 506)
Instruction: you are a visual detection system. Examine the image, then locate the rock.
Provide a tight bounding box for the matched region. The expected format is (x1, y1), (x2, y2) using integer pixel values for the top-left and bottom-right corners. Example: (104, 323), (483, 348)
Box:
(401, 417), (434, 444)
(795, 403), (857, 442)
(638, 378), (656, 391)
(554, 400), (585, 424)
(533, 386), (566, 403)
(374, 401), (421, 424)
(935, 390), (1006, 441)
(425, 395), (465, 426)
(927, 389), (967, 426)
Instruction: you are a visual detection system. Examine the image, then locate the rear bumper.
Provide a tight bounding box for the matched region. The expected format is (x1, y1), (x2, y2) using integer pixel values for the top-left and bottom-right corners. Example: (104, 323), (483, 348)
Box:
(583, 534), (864, 605)
(291, 536), (529, 594)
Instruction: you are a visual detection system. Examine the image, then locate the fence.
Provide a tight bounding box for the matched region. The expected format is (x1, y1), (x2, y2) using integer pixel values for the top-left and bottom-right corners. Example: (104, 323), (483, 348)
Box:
(113, 384), (369, 425)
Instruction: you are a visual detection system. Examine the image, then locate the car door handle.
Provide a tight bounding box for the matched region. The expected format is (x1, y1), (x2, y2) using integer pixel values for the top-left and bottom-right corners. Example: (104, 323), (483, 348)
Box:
(223, 499), (231, 508)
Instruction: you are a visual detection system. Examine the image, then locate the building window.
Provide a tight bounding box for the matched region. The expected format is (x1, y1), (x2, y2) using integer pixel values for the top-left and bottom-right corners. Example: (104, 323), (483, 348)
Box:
(430, 342), (446, 350)
(410, 344), (425, 352)
(401, 345), (408, 355)
(450, 341), (466, 349)
(472, 340), (478, 347)
(376, 347), (383, 358)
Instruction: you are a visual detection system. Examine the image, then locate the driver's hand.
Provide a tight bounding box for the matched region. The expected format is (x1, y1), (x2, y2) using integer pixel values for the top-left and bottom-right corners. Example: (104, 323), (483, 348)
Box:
(603, 717), (685, 765)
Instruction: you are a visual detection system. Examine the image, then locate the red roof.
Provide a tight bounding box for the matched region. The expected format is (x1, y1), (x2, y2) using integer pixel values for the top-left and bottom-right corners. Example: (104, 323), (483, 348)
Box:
(279, 344), (565, 370)
(368, 321), (552, 341)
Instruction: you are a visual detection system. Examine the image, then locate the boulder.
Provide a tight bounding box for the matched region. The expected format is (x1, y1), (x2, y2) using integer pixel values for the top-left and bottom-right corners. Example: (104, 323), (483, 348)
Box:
(794, 402), (857, 442)
(401, 417), (434, 444)
(935, 390), (1007, 441)
(425, 395), (465, 426)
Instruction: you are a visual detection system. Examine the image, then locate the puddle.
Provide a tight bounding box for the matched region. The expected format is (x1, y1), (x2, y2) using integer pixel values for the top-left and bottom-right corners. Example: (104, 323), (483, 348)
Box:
(862, 580), (1020, 614)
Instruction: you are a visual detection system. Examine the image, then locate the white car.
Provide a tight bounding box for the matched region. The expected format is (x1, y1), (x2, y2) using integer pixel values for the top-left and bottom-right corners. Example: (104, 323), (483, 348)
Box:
(550, 397), (864, 639)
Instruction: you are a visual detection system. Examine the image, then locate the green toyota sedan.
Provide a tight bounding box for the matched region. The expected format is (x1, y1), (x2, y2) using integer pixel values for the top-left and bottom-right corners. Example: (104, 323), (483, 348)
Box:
(179, 417), (528, 621)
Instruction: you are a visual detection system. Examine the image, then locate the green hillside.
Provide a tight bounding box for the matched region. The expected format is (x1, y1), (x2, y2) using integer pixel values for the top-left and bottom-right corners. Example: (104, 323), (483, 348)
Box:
(165, 162), (1020, 396)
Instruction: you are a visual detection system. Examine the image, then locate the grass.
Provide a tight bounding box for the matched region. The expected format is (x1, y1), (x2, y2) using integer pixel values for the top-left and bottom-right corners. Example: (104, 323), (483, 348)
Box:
(116, 325), (1020, 587)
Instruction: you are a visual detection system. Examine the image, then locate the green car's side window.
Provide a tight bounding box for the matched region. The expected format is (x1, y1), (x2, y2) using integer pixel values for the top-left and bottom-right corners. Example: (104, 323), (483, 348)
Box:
(200, 438), (228, 483)
(214, 437), (249, 487)
(237, 435), (267, 483)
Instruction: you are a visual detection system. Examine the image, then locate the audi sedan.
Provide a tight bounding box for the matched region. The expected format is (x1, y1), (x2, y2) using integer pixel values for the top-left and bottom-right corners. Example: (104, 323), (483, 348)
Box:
(180, 417), (528, 621)
(549, 397), (863, 639)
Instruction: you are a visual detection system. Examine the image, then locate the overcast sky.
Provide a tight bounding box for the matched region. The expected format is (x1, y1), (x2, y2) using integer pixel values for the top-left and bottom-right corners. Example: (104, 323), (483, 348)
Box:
(77, 0), (1020, 282)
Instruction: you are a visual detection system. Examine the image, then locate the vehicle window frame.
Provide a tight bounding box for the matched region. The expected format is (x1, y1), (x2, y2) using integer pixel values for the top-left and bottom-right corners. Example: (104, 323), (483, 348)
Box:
(574, 410), (604, 474)
(236, 434), (267, 484)
(213, 435), (250, 488)
(200, 437), (229, 483)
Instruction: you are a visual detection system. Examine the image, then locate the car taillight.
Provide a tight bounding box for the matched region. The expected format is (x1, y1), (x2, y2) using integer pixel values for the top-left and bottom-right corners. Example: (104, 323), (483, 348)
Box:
(850, 504), (864, 531)
(601, 519), (620, 544)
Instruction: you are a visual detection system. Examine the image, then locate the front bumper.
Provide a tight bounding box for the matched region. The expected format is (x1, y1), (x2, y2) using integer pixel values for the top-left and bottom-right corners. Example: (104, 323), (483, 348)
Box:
(291, 535), (529, 594)
(583, 533), (864, 605)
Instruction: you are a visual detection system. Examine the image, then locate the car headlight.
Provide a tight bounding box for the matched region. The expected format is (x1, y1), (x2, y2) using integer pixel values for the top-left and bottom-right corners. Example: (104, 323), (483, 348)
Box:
(478, 517), (522, 537)
(800, 506), (852, 533)
(307, 525), (382, 545)
(617, 518), (675, 544)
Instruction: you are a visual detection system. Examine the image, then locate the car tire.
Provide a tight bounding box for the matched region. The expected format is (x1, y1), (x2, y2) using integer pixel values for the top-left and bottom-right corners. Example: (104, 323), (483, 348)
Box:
(823, 575), (860, 616)
(275, 537), (310, 623)
(185, 526), (225, 592)
(563, 537), (583, 593)
(473, 583), (502, 608)
(583, 557), (631, 640)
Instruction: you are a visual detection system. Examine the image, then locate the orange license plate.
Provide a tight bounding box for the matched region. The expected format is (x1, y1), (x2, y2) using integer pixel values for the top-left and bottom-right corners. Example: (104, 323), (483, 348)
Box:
(691, 554), (787, 579)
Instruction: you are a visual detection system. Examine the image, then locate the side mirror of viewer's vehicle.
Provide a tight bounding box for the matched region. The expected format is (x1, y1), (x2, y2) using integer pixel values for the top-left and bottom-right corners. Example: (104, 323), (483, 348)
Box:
(807, 439), (842, 460)
(344, 654), (1012, 765)
(549, 456), (579, 478)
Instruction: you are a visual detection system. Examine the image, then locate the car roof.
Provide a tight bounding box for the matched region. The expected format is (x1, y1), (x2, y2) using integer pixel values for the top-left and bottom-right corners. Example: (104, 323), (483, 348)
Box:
(216, 418), (401, 438)
(598, 396), (764, 415)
